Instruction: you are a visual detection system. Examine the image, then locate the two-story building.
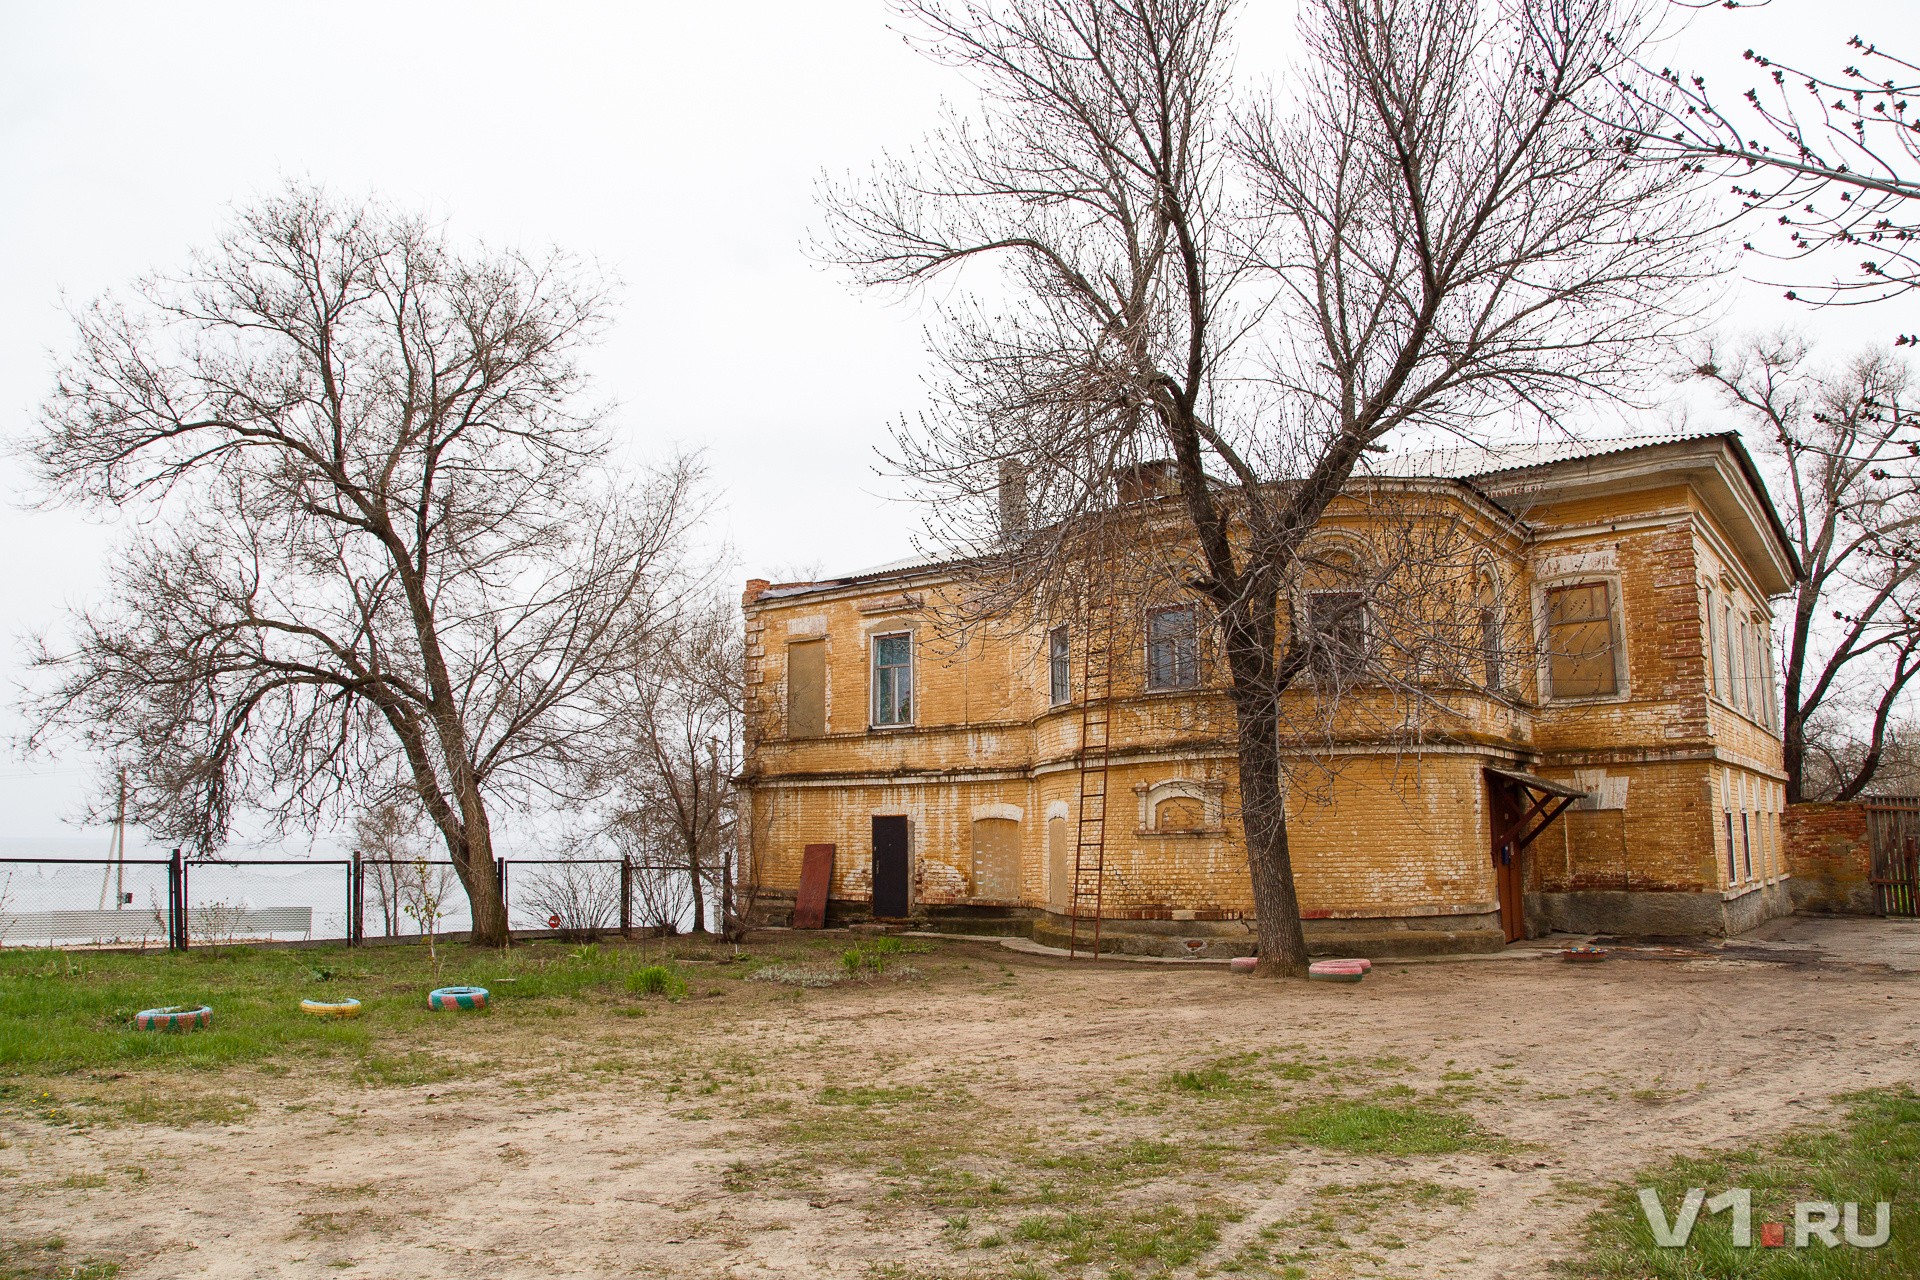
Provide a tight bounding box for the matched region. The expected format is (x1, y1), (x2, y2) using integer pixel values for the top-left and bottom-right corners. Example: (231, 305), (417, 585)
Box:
(737, 433), (1799, 956)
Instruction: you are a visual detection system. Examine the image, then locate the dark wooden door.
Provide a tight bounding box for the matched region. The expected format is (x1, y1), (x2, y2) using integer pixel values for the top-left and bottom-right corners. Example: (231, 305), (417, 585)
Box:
(872, 816), (910, 919)
(1488, 779), (1525, 944)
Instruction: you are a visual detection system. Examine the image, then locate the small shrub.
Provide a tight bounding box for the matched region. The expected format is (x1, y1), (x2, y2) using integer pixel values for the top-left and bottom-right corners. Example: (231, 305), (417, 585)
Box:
(625, 966), (687, 999)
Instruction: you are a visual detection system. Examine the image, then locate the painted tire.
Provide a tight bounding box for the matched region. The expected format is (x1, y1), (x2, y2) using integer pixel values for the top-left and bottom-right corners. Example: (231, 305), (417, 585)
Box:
(1308, 960), (1366, 983)
(300, 998), (362, 1018)
(135, 1005), (213, 1032)
(428, 986), (488, 1012)
(1320, 957), (1373, 972)
(1228, 956), (1258, 974)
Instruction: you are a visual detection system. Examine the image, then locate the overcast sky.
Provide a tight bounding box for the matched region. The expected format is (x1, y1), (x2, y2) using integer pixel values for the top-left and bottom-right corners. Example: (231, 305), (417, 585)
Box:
(1, 0), (1913, 847)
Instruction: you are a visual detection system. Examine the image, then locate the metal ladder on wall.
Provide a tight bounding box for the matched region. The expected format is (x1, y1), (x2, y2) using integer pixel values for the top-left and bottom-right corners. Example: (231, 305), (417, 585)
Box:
(1068, 536), (1120, 960)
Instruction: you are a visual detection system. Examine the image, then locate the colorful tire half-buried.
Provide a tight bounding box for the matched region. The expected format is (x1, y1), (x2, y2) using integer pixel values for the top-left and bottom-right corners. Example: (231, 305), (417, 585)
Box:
(1307, 960), (1366, 984)
(135, 1005), (213, 1032)
(299, 998), (362, 1018)
(428, 986), (488, 1012)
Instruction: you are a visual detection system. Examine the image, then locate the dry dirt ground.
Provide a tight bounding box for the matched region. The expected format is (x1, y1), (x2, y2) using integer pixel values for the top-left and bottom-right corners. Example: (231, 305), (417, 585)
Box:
(3, 915), (1917, 1280)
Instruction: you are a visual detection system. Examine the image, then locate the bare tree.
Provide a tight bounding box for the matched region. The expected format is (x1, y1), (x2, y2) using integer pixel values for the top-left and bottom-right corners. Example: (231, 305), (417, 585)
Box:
(1617, 14), (1920, 307)
(352, 793), (458, 937)
(593, 595), (742, 935)
(516, 856), (622, 937)
(1689, 335), (1920, 801)
(819, 0), (1709, 975)
(20, 184), (704, 947)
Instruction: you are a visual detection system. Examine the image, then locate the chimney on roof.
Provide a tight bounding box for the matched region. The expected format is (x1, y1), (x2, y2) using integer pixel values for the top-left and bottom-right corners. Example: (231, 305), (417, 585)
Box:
(1114, 459), (1176, 504)
(742, 578), (771, 607)
(997, 459), (1029, 543)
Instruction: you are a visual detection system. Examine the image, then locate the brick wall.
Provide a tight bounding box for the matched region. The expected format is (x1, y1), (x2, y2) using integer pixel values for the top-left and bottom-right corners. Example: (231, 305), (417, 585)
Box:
(1781, 801), (1873, 914)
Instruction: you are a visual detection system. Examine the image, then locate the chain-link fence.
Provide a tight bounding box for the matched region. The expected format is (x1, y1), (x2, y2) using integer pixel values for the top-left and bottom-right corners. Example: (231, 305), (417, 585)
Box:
(0, 852), (687, 948)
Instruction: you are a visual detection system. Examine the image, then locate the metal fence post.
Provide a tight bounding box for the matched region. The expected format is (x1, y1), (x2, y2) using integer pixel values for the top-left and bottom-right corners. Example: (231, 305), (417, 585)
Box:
(347, 852), (361, 947)
(169, 847), (186, 950)
(497, 859), (508, 938)
(620, 857), (632, 938)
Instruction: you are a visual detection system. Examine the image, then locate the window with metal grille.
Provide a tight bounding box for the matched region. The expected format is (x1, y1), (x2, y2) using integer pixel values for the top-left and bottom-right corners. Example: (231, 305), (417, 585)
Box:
(1307, 591), (1367, 675)
(1146, 607), (1197, 689)
(1048, 625), (1070, 705)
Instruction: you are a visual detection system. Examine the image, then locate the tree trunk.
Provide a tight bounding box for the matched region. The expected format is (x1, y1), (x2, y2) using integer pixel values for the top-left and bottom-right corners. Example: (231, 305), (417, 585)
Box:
(1231, 682), (1311, 977)
(444, 788), (509, 947)
(688, 837), (706, 934)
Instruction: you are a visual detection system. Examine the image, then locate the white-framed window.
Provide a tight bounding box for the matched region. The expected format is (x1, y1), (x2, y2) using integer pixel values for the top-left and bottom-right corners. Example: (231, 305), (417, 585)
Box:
(1048, 625), (1070, 705)
(1544, 580), (1622, 698)
(1704, 584), (1719, 698)
(871, 631), (913, 726)
(1728, 602), (1743, 710)
(1146, 606), (1198, 689)
(1724, 809), (1736, 884)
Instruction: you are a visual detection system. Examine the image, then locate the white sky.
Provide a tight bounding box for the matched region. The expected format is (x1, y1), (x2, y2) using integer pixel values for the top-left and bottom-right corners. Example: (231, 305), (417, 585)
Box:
(0, 0), (1913, 846)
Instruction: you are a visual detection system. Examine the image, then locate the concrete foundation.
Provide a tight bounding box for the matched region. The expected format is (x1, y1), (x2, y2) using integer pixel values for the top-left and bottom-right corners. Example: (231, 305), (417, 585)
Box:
(1531, 883), (1792, 938)
(1029, 909), (1504, 958)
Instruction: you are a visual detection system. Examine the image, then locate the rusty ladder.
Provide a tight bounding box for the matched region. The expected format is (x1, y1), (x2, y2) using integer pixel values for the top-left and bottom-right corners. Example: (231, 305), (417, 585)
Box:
(1068, 540), (1120, 959)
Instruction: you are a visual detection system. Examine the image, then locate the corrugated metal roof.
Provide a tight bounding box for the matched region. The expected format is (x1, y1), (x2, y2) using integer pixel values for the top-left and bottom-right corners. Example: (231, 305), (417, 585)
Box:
(1363, 431), (1736, 480)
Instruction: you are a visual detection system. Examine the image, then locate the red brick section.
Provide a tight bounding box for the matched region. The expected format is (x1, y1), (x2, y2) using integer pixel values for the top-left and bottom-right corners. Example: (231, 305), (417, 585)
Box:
(1782, 802), (1871, 910)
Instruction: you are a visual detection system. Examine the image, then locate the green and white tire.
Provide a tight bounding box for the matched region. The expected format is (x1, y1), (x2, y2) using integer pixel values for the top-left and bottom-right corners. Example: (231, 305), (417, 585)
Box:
(135, 1005), (213, 1032)
(428, 986), (488, 1012)
(299, 997), (362, 1018)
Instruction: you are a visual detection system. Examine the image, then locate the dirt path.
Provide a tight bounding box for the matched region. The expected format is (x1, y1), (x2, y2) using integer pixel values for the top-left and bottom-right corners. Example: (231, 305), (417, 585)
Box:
(3, 918), (1917, 1280)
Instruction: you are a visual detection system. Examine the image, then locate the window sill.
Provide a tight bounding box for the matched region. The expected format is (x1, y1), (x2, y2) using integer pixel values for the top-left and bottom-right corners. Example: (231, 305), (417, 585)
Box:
(1137, 828), (1221, 839)
(1543, 690), (1632, 706)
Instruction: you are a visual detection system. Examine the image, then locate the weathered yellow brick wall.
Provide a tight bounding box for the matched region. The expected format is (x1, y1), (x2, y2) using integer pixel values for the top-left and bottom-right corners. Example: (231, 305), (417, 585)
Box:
(739, 463), (1788, 928)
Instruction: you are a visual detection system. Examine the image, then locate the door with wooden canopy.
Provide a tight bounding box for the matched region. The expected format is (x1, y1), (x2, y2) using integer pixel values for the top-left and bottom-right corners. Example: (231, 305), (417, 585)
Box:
(1484, 768), (1586, 943)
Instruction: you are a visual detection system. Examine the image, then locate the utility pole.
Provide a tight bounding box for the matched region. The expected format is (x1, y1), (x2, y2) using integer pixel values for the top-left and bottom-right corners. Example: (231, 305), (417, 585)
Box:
(98, 767), (126, 910)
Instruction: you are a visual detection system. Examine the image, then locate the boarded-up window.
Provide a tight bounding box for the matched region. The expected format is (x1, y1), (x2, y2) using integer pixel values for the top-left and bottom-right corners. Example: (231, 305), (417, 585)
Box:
(1546, 582), (1617, 697)
(1156, 796), (1205, 832)
(1478, 575), (1501, 690)
(787, 639), (826, 738)
(1048, 817), (1068, 908)
(971, 818), (1020, 901)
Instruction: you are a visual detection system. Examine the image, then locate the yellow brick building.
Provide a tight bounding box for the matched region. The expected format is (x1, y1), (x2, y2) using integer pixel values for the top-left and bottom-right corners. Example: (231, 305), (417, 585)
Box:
(738, 434), (1798, 955)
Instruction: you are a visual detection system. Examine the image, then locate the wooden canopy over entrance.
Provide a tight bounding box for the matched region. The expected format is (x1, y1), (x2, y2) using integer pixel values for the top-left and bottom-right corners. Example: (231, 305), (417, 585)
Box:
(1484, 768), (1587, 944)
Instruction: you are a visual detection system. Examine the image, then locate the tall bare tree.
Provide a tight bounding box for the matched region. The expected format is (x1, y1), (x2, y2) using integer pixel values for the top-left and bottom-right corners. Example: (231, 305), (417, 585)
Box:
(1690, 335), (1920, 801)
(21, 185), (703, 947)
(594, 595), (742, 935)
(820, 0), (1709, 975)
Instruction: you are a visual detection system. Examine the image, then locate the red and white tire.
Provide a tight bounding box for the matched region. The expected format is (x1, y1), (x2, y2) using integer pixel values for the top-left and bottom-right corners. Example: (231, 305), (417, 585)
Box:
(1307, 960), (1367, 983)
(299, 998), (362, 1018)
(428, 986), (488, 1012)
(134, 1005), (213, 1031)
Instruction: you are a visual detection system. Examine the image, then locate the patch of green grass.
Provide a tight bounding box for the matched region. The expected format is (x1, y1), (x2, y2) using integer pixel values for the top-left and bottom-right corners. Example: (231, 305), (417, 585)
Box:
(1569, 1086), (1919, 1279)
(1169, 1066), (1234, 1093)
(0, 1235), (119, 1279)
(0, 938), (736, 1076)
(819, 1084), (923, 1107)
(1264, 1101), (1496, 1155)
(624, 965), (688, 999)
